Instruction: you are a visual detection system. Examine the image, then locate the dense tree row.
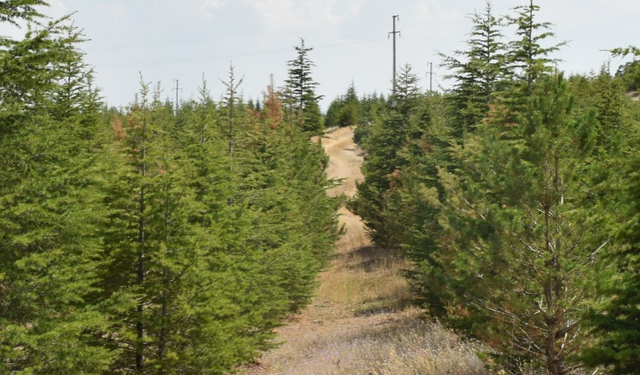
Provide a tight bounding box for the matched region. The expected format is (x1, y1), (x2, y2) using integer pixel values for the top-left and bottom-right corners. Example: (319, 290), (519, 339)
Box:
(0, 2), (338, 374)
(324, 84), (386, 129)
(351, 1), (640, 374)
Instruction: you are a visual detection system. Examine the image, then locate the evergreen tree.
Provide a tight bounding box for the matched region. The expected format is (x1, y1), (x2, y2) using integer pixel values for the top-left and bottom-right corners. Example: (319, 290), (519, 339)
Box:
(324, 94), (344, 128)
(325, 83), (361, 128)
(352, 65), (427, 246)
(439, 1), (505, 138)
(337, 82), (360, 127)
(0, 11), (114, 374)
(580, 46), (640, 375)
(504, 0), (564, 95)
(236, 77), (339, 314)
(432, 74), (602, 374)
(282, 38), (324, 134)
(353, 92), (386, 145)
(580, 119), (640, 375)
(612, 46), (640, 92)
(387, 92), (457, 318)
(581, 132), (640, 374)
(0, 0), (46, 26)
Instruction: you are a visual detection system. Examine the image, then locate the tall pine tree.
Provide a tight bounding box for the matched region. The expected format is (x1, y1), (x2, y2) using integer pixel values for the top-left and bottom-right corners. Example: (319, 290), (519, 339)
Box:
(0, 10), (114, 374)
(282, 38), (324, 135)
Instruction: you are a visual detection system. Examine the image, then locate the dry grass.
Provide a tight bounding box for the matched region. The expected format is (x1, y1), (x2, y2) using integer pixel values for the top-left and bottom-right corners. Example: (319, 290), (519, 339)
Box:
(246, 308), (487, 375)
(241, 242), (487, 375)
(239, 127), (487, 375)
(315, 245), (413, 317)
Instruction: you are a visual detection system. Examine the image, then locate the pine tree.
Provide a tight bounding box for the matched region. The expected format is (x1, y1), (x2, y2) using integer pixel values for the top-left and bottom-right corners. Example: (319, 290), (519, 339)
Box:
(324, 94), (344, 129)
(433, 74), (602, 374)
(504, 0), (564, 95)
(337, 82), (360, 127)
(353, 92), (386, 145)
(352, 65), (428, 246)
(388, 92), (458, 318)
(439, 1), (505, 138)
(581, 136), (640, 374)
(235, 77), (339, 314)
(282, 38), (324, 134)
(0, 11), (114, 374)
(611, 46), (640, 92)
(579, 46), (640, 375)
(0, 0), (46, 26)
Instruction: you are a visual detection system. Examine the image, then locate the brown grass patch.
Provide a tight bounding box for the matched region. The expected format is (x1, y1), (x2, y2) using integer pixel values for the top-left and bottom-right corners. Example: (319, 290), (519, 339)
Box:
(242, 308), (487, 375)
(315, 246), (412, 317)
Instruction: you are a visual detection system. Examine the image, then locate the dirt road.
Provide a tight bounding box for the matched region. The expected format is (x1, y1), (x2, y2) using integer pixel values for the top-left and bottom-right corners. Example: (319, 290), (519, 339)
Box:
(240, 126), (409, 374)
(240, 127), (484, 375)
(321, 126), (370, 251)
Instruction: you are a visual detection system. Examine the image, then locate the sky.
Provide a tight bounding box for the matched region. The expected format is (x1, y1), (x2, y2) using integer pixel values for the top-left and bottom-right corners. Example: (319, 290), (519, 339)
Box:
(9, 0), (639, 110)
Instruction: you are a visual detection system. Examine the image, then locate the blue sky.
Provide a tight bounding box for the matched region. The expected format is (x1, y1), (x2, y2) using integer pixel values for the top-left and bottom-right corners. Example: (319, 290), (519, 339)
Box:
(12, 0), (640, 110)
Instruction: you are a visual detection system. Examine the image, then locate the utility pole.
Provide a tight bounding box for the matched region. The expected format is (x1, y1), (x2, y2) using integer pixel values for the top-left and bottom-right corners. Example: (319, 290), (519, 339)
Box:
(426, 62), (436, 93)
(389, 15), (400, 96)
(172, 79), (182, 115)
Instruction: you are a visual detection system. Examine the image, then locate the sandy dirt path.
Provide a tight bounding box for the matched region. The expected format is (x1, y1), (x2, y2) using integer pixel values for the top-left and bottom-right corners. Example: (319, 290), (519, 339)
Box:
(321, 126), (370, 251)
(240, 127), (487, 375)
(240, 126), (412, 374)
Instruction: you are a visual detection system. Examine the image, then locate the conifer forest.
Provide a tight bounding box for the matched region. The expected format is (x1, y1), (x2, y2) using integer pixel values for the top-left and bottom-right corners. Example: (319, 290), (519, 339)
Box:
(2, 1), (640, 374)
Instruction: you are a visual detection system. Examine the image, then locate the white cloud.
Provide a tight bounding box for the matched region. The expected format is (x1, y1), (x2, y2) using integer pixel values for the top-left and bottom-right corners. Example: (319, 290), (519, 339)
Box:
(242, 0), (367, 31)
(597, 0), (640, 10)
(418, 3), (434, 22)
(201, 0), (228, 19)
(346, 0), (369, 15)
(48, 0), (69, 19)
(417, 1), (463, 24)
(95, 3), (127, 26)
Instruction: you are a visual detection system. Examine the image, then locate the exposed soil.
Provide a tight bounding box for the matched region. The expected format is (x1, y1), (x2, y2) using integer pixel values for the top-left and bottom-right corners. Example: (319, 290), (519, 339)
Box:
(321, 126), (370, 250)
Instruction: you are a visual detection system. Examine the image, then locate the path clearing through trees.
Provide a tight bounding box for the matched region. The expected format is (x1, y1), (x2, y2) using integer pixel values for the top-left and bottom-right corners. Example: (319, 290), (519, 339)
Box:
(241, 127), (485, 375)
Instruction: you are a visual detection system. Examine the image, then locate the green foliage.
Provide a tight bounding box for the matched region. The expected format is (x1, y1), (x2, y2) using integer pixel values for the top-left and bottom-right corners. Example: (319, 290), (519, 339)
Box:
(579, 73), (640, 374)
(350, 4), (640, 374)
(0, 0), (47, 26)
(95, 74), (339, 373)
(14, 3), (640, 374)
(326, 85), (385, 148)
(439, 1), (506, 138)
(0, 11), (114, 374)
(0, 8), (338, 374)
(282, 38), (324, 134)
(612, 48), (640, 92)
(325, 83), (361, 128)
(441, 75), (605, 373)
(353, 92), (386, 145)
(505, 0), (565, 91)
(581, 159), (640, 373)
(351, 65), (431, 246)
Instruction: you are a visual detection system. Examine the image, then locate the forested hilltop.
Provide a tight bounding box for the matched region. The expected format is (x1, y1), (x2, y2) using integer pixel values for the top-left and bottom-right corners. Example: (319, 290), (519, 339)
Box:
(3, 0), (640, 374)
(345, 1), (640, 375)
(0, 1), (338, 374)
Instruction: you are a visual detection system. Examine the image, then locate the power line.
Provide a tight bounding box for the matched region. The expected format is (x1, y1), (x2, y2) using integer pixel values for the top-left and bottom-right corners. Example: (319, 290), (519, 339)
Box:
(85, 22), (388, 52)
(94, 38), (386, 70)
